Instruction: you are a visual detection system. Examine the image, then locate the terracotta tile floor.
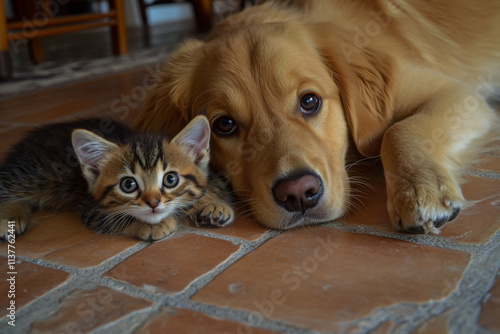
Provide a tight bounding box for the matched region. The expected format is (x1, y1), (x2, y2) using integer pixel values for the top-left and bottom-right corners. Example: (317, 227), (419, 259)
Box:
(0, 69), (500, 334)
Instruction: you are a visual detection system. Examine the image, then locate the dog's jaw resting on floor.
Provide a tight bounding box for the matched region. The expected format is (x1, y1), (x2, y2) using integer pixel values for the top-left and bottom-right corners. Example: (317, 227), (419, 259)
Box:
(134, 0), (500, 234)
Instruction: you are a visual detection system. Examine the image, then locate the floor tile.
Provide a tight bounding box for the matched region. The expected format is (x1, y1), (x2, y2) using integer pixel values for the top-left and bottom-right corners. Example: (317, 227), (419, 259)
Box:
(439, 176), (500, 244)
(0, 68), (148, 125)
(0, 260), (70, 317)
(342, 163), (394, 232)
(106, 232), (240, 295)
(474, 154), (500, 173)
(344, 166), (500, 244)
(484, 140), (500, 156)
(135, 308), (277, 334)
(29, 286), (152, 334)
(0, 212), (140, 268)
(479, 270), (500, 333)
(193, 227), (471, 332)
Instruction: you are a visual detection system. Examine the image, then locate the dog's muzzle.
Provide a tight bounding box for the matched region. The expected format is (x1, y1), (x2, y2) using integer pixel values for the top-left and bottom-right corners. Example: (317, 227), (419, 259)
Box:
(272, 170), (323, 214)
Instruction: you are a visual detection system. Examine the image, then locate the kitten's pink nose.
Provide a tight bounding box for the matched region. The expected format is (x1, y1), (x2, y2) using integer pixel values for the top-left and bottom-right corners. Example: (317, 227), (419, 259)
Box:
(146, 200), (160, 209)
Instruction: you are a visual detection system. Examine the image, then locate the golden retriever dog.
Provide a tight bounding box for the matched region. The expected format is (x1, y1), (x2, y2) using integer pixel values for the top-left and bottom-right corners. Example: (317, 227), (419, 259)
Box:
(134, 0), (500, 233)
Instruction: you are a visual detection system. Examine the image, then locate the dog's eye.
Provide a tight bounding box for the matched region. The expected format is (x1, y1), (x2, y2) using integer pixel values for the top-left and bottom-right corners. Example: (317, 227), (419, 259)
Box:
(300, 93), (321, 116)
(213, 116), (237, 136)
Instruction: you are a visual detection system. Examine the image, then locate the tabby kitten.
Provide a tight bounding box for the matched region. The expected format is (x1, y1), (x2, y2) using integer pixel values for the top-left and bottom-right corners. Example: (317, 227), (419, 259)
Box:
(0, 116), (222, 241)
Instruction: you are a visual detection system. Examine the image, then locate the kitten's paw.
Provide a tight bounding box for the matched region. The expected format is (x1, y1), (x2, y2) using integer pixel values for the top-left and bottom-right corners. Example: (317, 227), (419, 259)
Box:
(198, 202), (234, 227)
(0, 203), (31, 240)
(123, 217), (177, 241)
(149, 217), (178, 241)
(0, 219), (26, 240)
(386, 165), (464, 234)
(189, 173), (235, 228)
(194, 200), (234, 227)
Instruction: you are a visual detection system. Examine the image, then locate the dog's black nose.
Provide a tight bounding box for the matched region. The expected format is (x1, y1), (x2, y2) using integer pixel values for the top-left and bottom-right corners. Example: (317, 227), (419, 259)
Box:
(273, 172), (323, 213)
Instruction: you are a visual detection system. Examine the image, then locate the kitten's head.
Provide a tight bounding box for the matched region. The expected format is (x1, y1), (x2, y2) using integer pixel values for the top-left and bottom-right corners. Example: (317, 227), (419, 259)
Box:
(72, 116), (210, 224)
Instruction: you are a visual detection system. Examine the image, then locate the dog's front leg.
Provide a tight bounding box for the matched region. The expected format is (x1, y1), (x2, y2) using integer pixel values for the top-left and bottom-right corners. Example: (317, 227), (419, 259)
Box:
(380, 82), (496, 233)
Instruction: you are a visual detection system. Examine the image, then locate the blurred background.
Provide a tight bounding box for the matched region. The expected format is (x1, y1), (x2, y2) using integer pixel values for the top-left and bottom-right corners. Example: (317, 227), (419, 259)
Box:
(0, 0), (252, 97)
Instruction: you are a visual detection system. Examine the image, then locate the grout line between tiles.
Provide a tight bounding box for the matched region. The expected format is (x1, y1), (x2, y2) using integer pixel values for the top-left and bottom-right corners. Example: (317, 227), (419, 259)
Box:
(1, 187), (497, 333)
(0, 240), (153, 332)
(332, 230), (500, 334)
(98, 230), (285, 333)
(10, 240), (151, 280)
(179, 224), (267, 245)
(91, 305), (163, 334)
(446, 231), (500, 334)
(1, 219), (489, 333)
(162, 301), (318, 334)
(166, 230), (281, 301)
(466, 169), (500, 179)
(99, 230), (280, 305)
(324, 221), (482, 254)
(0, 276), (97, 333)
(0, 228), (282, 333)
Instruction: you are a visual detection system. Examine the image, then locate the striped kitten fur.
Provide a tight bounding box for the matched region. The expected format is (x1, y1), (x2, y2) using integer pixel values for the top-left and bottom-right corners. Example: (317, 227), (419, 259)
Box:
(0, 116), (233, 241)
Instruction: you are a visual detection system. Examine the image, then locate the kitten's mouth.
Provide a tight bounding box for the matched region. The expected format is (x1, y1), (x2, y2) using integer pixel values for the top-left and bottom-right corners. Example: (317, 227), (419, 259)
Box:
(129, 207), (174, 225)
(149, 206), (172, 214)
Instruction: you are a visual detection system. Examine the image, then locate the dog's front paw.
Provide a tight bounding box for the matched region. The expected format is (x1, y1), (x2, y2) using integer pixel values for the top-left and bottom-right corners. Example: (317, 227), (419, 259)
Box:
(385, 165), (464, 234)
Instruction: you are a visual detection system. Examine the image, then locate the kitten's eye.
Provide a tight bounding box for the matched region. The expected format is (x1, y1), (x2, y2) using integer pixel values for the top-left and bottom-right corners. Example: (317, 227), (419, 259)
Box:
(163, 172), (179, 188)
(213, 116), (237, 136)
(300, 93), (321, 116)
(120, 177), (138, 193)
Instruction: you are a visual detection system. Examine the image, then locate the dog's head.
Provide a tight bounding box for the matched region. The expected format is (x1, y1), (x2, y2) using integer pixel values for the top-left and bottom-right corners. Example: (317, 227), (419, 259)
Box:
(135, 19), (395, 229)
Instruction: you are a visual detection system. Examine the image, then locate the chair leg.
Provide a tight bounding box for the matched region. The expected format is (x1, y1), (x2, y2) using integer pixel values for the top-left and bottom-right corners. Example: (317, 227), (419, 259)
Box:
(109, 0), (128, 55)
(137, 0), (149, 26)
(29, 39), (45, 63)
(0, 0), (12, 79)
(21, 0), (46, 63)
(191, 0), (213, 32)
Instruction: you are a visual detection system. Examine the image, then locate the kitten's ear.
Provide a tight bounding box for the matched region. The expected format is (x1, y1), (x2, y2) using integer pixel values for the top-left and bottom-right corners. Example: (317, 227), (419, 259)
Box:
(72, 129), (119, 173)
(172, 116), (210, 165)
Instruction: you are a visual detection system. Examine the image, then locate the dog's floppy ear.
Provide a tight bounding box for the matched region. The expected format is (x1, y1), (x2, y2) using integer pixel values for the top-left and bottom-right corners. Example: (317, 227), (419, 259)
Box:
(134, 39), (204, 135)
(315, 31), (395, 157)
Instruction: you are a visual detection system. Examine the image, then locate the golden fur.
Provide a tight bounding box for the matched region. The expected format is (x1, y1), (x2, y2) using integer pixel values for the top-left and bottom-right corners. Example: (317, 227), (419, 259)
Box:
(135, 0), (500, 233)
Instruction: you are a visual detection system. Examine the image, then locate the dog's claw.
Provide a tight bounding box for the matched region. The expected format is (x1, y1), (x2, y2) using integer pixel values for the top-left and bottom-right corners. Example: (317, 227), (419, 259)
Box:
(449, 207), (461, 221)
(401, 206), (461, 234)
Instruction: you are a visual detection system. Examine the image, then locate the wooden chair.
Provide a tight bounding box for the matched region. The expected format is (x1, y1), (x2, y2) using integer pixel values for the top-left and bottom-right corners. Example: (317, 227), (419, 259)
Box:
(0, 0), (128, 80)
(137, 0), (213, 32)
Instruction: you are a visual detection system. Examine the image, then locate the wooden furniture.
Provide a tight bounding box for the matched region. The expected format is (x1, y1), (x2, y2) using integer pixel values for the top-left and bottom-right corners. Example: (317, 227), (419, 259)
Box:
(137, 0), (213, 32)
(0, 0), (128, 80)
